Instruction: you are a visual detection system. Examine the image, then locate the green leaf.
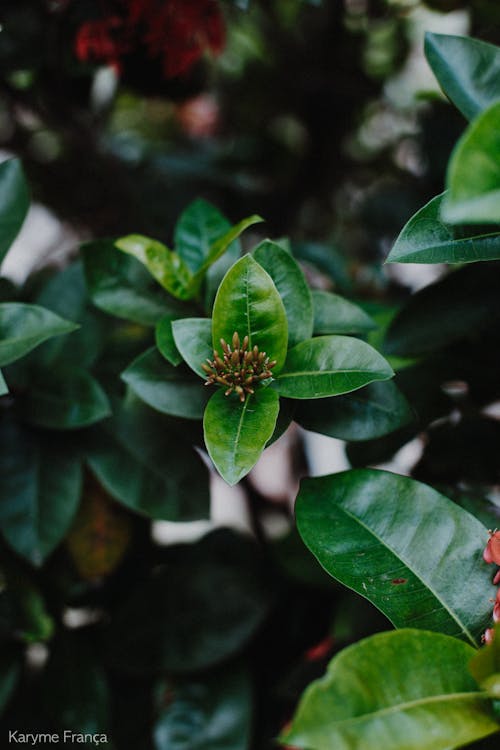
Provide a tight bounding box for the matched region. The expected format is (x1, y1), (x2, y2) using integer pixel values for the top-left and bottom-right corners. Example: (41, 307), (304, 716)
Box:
(0, 159), (30, 265)
(0, 420), (82, 566)
(174, 199), (234, 272)
(172, 318), (213, 379)
(105, 530), (271, 674)
(116, 234), (194, 300)
(203, 388), (279, 485)
(175, 201), (248, 312)
(383, 264), (500, 356)
(253, 240), (313, 347)
(34, 262), (104, 368)
(212, 255), (288, 373)
(470, 624), (500, 696)
(192, 214), (263, 286)
(86, 401), (210, 522)
(42, 631), (109, 734)
(122, 347), (209, 419)
(312, 290), (376, 335)
(442, 102), (500, 224)
(0, 303), (79, 367)
(275, 336), (393, 399)
(295, 380), (413, 441)
(82, 239), (187, 325)
(18, 366), (111, 429)
(2, 573), (54, 643)
(155, 315), (183, 366)
(205, 241), (241, 313)
(175, 198), (262, 282)
(0, 645), (21, 713)
(296, 469), (495, 645)
(0, 370), (7, 395)
(425, 32), (500, 122)
(282, 629), (500, 750)
(386, 193), (500, 264)
(267, 395), (295, 447)
(153, 664), (252, 750)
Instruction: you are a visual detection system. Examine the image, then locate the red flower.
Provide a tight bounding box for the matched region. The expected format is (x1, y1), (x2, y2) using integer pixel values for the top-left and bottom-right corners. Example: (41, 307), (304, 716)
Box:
(483, 627), (495, 644)
(75, 16), (129, 71)
(483, 530), (500, 565)
(74, 0), (225, 80)
(305, 635), (334, 662)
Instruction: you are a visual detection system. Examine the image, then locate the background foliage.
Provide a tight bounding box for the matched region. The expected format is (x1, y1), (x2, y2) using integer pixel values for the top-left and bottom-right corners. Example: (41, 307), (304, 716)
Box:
(1, 1), (500, 749)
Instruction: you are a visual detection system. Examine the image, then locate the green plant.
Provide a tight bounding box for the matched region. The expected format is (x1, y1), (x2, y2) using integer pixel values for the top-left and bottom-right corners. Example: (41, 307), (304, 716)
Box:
(83, 201), (397, 485)
(282, 32), (500, 750)
(3, 15), (500, 750)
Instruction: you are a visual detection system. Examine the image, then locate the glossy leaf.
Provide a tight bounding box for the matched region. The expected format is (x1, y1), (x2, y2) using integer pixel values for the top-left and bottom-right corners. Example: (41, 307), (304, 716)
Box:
(0, 159), (30, 265)
(18, 367), (111, 429)
(174, 202), (248, 311)
(442, 102), (500, 224)
(0, 303), (78, 367)
(82, 239), (186, 326)
(193, 214), (262, 280)
(275, 335), (393, 399)
(155, 314), (183, 366)
(295, 380), (413, 441)
(122, 347), (209, 419)
(386, 192), (500, 264)
(174, 199), (231, 269)
(175, 199), (262, 282)
(205, 240), (241, 312)
(296, 469), (495, 645)
(172, 317), (213, 378)
(0, 420), (82, 566)
(116, 234), (193, 300)
(312, 290), (376, 334)
(212, 255), (288, 373)
(105, 530), (271, 674)
(253, 240), (313, 347)
(204, 388), (279, 485)
(153, 664), (252, 750)
(425, 32), (500, 122)
(282, 629), (500, 750)
(86, 401), (210, 521)
(384, 264), (500, 356)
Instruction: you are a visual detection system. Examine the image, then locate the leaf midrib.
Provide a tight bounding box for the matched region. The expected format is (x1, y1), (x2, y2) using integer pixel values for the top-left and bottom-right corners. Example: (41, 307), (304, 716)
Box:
(230, 394), (252, 474)
(395, 230), (500, 255)
(278, 368), (387, 379)
(302, 691), (490, 731)
(336, 502), (477, 645)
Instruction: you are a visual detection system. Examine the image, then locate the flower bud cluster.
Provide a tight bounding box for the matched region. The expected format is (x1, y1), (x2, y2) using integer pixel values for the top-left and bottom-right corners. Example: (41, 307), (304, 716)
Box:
(482, 530), (500, 644)
(202, 331), (277, 403)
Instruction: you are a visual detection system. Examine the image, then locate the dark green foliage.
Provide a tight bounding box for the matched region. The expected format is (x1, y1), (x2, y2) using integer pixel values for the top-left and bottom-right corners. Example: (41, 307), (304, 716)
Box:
(2, 9), (500, 750)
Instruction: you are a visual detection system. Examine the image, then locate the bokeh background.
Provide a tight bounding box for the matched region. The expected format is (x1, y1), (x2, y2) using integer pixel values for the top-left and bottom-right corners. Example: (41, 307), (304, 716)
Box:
(1, 2), (499, 749)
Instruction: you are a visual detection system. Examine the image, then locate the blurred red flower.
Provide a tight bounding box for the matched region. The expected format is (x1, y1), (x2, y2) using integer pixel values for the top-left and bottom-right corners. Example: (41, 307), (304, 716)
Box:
(75, 0), (225, 79)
